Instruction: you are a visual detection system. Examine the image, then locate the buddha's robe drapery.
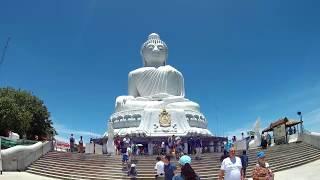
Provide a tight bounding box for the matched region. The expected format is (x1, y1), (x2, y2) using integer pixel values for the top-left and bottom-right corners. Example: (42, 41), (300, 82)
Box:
(128, 65), (185, 98)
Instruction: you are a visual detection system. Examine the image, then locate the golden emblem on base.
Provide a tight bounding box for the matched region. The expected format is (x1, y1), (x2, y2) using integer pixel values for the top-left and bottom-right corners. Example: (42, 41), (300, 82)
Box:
(159, 109), (171, 127)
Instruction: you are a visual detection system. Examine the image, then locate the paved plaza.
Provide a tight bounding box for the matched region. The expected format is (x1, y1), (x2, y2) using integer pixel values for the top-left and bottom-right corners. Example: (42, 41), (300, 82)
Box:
(1, 171), (54, 180)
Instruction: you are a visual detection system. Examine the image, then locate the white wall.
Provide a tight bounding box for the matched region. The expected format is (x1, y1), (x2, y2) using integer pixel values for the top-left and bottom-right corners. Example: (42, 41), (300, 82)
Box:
(302, 133), (320, 150)
(85, 143), (103, 154)
(1, 141), (53, 171)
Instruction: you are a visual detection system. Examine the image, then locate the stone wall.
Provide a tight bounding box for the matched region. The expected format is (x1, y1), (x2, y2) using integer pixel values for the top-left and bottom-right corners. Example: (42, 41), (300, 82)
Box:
(1, 141), (53, 171)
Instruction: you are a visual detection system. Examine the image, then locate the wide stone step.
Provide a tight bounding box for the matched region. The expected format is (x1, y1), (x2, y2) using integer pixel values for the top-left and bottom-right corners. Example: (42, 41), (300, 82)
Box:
(26, 142), (320, 180)
(27, 167), (128, 180)
(31, 160), (220, 175)
(35, 145), (319, 170)
(33, 150), (319, 174)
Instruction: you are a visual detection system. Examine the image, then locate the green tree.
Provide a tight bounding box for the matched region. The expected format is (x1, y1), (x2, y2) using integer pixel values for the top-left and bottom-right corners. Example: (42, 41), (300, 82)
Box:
(0, 87), (56, 140)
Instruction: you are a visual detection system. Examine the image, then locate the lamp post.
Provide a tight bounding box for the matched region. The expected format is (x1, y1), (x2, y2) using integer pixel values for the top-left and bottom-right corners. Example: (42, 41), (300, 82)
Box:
(297, 111), (303, 134)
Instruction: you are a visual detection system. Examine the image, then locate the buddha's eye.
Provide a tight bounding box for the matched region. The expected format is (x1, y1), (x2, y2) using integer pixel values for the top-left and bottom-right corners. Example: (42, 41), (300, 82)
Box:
(147, 45), (154, 49)
(157, 45), (164, 50)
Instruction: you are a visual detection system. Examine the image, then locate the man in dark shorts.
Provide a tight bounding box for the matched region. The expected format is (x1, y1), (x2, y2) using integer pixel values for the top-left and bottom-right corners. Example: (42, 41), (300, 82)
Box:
(121, 141), (129, 168)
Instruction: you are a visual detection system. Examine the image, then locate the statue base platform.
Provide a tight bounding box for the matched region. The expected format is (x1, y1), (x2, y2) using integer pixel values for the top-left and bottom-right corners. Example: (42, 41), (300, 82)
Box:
(108, 108), (212, 137)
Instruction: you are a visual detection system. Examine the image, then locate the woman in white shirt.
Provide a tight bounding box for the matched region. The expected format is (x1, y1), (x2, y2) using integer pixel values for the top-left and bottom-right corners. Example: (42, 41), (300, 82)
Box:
(154, 156), (164, 179)
(219, 147), (244, 180)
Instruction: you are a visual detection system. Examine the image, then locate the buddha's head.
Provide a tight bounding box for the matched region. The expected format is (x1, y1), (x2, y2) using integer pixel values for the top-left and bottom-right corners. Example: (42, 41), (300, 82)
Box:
(141, 33), (168, 67)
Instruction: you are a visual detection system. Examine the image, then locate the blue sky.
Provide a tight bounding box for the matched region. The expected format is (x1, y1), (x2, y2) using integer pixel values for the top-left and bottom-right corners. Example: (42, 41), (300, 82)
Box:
(0, 0), (319, 143)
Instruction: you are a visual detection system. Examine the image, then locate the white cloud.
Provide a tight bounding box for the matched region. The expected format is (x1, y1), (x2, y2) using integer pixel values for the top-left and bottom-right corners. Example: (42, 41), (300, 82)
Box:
(250, 81), (320, 112)
(224, 117), (266, 140)
(54, 135), (70, 143)
(304, 108), (320, 132)
(53, 123), (102, 144)
(54, 123), (101, 137)
(225, 128), (248, 140)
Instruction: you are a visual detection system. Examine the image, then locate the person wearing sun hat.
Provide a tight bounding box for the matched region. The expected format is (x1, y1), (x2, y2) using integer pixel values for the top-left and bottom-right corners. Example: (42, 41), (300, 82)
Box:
(172, 155), (200, 180)
(179, 155), (191, 166)
(127, 163), (137, 179)
(252, 151), (274, 180)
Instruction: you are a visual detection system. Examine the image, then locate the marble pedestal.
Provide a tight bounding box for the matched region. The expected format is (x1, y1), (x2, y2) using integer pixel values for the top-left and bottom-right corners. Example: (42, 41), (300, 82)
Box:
(110, 108), (212, 138)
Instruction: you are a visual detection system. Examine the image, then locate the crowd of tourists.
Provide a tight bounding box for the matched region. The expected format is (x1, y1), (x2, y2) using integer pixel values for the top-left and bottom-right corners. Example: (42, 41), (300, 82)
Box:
(67, 133), (274, 180)
(119, 134), (274, 180)
(108, 134), (203, 179)
(152, 138), (274, 180)
(153, 135), (203, 160)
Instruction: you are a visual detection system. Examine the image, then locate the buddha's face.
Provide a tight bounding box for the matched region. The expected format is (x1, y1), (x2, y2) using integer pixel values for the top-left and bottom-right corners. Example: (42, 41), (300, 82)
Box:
(142, 42), (167, 66)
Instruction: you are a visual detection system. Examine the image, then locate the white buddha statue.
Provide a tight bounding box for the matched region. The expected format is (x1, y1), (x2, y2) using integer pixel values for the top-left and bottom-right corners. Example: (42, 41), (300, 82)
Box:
(110, 33), (212, 137)
(115, 33), (199, 112)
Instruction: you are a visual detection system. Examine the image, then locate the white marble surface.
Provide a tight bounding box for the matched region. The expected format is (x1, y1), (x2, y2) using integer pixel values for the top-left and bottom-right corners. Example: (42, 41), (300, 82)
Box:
(1, 141), (52, 171)
(107, 33), (212, 137)
(106, 122), (115, 155)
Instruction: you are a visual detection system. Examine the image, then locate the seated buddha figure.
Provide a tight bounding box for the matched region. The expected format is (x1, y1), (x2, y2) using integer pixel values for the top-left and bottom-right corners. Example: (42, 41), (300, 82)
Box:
(115, 33), (200, 113)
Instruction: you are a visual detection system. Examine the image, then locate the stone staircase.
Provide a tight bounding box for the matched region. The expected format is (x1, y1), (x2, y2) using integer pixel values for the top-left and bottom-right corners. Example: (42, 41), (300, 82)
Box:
(26, 142), (320, 179)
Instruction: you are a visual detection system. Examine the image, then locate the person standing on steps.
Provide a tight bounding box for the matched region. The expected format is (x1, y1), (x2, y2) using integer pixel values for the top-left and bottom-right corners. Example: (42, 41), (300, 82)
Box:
(195, 136), (202, 160)
(168, 135), (175, 155)
(266, 133), (272, 147)
(219, 147), (244, 180)
(114, 135), (121, 155)
(121, 141), (129, 169)
(78, 136), (84, 153)
(154, 156), (165, 179)
(127, 163), (137, 179)
(163, 154), (176, 180)
(175, 136), (183, 160)
(161, 141), (166, 155)
(123, 134), (131, 147)
(69, 134), (75, 152)
(252, 151), (274, 180)
(240, 150), (249, 179)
